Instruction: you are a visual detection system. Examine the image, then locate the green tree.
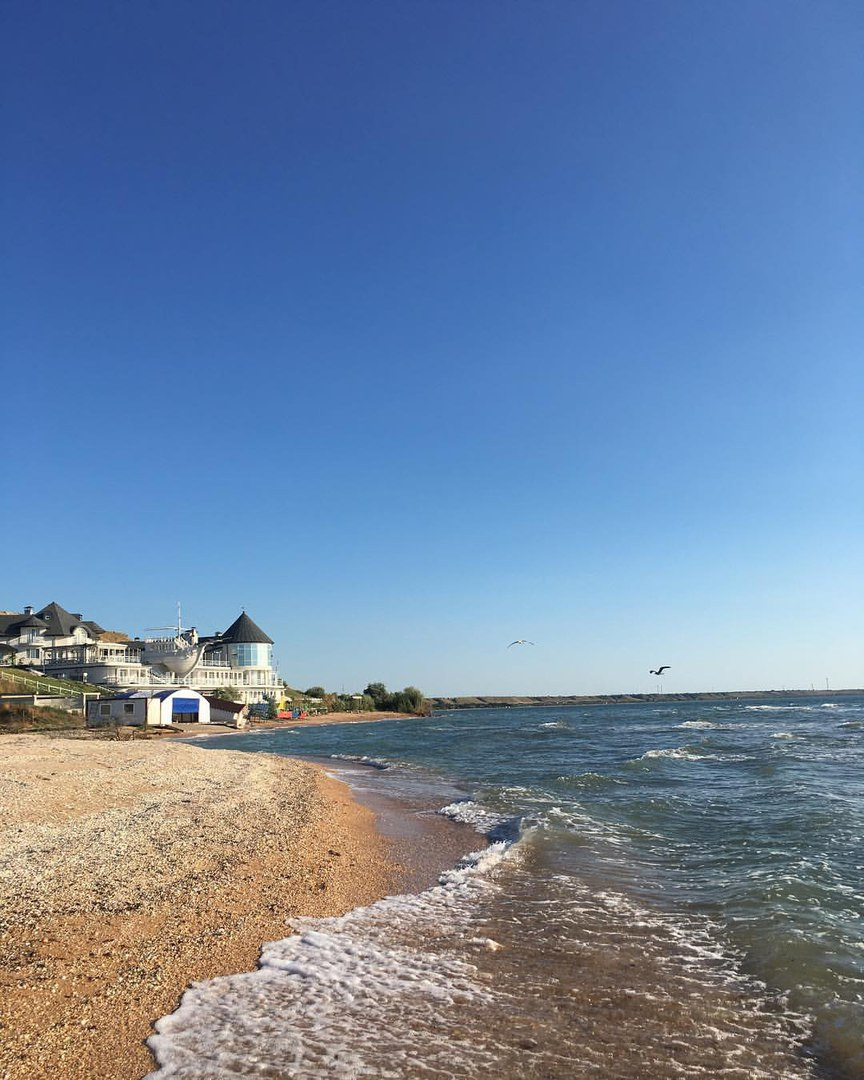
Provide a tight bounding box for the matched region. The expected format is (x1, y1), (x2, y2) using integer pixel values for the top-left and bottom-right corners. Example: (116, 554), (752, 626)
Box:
(304, 686), (327, 698)
(393, 686), (426, 715)
(364, 682), (392, 709)
(212, 686), (242, 702)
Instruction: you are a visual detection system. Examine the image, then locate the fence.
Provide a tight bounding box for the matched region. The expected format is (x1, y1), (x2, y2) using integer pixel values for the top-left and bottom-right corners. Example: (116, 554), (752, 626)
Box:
(0, 668), (98, 712)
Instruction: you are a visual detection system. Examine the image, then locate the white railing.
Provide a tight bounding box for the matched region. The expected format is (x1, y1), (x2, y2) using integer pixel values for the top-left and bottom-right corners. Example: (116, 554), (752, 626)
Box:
(0, 668), (81, 699)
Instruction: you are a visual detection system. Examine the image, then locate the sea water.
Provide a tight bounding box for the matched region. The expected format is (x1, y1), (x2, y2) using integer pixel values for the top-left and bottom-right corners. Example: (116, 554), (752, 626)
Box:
(147, 696), (864, 1079)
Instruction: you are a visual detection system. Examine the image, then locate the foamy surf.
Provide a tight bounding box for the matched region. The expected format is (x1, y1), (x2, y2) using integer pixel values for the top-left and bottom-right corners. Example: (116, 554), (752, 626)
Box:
(146, 830), (818, 1080)
(436, 798), (516, 838)
(640, 746), (714, 761)
(146, 840), (516, 1079)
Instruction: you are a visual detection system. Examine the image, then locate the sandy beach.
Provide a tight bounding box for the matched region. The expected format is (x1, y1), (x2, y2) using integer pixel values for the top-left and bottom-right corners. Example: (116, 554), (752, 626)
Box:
(0, 729), (463, 1080)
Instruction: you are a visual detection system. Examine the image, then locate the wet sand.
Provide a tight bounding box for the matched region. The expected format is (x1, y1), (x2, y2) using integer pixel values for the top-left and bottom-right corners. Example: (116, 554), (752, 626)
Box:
(0, 732), (470, 1080)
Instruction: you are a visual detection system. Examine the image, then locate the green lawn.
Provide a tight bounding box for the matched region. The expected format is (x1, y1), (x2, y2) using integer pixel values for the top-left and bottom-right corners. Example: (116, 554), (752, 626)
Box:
(0, 667), (107, 697)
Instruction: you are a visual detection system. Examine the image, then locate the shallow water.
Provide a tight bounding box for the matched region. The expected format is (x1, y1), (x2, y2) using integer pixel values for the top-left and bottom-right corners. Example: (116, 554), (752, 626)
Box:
(148, 695), (864, 1079)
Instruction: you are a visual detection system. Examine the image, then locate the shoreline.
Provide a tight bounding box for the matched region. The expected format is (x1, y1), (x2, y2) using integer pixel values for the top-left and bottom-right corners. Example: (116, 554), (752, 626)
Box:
(149, 709), (422, 739)
(0, 731), (471, 1080)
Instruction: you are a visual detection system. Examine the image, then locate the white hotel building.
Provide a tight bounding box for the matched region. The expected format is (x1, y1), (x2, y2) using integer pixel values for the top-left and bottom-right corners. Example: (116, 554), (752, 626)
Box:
(0, 603), (285, 705)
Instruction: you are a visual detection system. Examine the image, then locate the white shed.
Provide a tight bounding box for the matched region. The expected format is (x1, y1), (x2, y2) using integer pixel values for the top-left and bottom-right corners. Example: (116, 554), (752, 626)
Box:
(87, 688), (211, 728)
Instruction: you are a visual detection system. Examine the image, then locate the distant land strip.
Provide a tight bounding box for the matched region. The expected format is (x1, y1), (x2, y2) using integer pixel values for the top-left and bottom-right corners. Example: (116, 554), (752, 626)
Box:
(428, 689), (864, 710)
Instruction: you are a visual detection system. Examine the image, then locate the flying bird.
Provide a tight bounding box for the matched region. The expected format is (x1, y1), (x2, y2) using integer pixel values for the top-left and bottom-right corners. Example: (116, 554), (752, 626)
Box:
(508, 640), (535, 647)
(649, 666), (670, 675)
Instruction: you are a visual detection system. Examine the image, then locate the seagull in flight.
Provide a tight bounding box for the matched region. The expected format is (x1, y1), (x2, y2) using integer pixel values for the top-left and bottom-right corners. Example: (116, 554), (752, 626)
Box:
(649, 665), (670, 675)
(508, 639), (535, 647)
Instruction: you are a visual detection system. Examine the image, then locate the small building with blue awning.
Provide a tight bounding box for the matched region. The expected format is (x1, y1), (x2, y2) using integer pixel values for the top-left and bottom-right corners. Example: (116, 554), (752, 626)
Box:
(87, 688), (211, 728)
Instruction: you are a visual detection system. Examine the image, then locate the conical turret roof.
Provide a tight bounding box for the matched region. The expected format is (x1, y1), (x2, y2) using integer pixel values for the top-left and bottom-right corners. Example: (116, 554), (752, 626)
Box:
(220, 612), (273, 644)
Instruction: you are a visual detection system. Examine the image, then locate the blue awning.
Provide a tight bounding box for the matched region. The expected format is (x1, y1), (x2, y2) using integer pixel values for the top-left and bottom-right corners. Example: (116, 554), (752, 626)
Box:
(171, 698), (200, 714)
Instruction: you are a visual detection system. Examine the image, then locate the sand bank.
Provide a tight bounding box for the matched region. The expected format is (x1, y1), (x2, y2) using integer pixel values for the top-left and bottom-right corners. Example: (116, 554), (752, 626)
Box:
(0, 732), (449, 1080)
(287, 710), (418, 727)
(174, 710), (420, 736)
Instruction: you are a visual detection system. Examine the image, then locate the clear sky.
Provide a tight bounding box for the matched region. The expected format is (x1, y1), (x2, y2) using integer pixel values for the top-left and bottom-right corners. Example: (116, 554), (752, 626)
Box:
(3, 1), (862, 696)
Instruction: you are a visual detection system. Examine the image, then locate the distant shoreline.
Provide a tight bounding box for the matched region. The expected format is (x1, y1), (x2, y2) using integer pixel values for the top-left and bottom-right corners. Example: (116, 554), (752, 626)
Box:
(428, 688), (864, 710)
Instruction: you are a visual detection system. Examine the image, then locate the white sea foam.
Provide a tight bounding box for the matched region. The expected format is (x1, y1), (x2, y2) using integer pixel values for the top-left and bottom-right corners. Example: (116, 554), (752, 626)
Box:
(746, 704), (837, 713)
(146, 839), (516, 1079)
(544, 805), (633, 847)
(329, 753), (391, 770)
(677, 720), (716, 729)
(146, 839), (817, 1079)
(641, 747), (713, 762)
(436, 799), (517, 840)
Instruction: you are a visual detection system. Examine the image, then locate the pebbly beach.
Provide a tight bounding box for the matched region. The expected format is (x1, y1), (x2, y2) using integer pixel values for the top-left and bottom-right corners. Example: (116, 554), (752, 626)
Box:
(0, 726), (460, 1080)
(3, 699), (850, 1080)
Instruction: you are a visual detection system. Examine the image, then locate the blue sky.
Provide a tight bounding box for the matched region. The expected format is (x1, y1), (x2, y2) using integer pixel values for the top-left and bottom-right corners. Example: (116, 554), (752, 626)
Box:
(4, 1), (862, 695)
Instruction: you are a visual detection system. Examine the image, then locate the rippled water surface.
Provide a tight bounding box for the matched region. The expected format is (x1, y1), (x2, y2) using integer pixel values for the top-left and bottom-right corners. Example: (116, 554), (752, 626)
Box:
(149, 696), (864, 1079)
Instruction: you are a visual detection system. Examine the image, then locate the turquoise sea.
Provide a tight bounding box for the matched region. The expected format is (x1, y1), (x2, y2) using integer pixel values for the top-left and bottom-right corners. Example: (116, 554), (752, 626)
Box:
(148, 696), (863, 1079)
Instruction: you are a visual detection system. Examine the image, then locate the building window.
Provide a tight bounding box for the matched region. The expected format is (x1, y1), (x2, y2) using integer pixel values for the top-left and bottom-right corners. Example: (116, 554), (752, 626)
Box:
(100, 704), (110, 716)
(230, 643), (272, 668)
(124, 703), (134, 714)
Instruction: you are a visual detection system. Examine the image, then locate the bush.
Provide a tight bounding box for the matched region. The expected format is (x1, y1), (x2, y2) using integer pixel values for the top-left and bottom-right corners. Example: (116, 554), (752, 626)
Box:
(362, 683), (427, 715)
(393, 686), (426, 714)
(212, 687), (243, 702)
(0, 703), (86, 734)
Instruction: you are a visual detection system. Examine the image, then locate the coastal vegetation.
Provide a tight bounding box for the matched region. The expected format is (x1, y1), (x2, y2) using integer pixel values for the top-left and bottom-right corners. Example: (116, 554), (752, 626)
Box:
(0, 668), (104, 733)
(300, 683), (429, 715)
(0, 702), (86, 734)
(364, 683), (427, 714)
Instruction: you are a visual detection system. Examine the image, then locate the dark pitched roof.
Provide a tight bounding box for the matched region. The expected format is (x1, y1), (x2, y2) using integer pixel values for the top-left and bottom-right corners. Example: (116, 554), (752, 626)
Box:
(0, 612), (47, 636)
(219, 612), (273, 645)
(19, 615), (48, 628)
(204, 697), (246, 712)
(81, 620), (106, 637)
(36, 602), (97, 638)
(0, 614), (24, 636)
